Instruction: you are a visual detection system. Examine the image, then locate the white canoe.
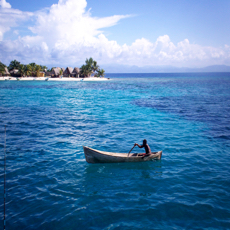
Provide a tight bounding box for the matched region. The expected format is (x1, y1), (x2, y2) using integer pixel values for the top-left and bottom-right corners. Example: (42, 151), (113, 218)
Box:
(83, 146), (162, 164)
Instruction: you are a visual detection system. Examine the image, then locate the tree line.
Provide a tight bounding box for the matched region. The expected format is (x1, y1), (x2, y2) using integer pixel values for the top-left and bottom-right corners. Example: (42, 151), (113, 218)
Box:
(81, 57), (105, 78)
(0, 57), (105, 78)
(0, 60), (47, 77)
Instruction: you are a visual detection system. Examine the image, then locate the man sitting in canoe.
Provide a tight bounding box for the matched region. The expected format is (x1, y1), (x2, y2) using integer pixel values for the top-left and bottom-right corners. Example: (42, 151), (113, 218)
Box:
(134, 139), (151, 157)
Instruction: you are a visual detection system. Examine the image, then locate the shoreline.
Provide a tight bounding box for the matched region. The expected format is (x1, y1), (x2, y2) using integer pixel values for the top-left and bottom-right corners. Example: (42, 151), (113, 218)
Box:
(0, 76), (110, 81)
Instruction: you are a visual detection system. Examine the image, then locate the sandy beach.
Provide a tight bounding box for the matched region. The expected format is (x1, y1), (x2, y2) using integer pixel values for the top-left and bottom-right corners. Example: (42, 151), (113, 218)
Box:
(0, 76), (110, 81)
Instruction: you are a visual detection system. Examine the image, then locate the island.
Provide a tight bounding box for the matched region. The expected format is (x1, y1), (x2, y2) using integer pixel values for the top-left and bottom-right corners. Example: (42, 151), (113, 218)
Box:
(0, 58), (109, 81)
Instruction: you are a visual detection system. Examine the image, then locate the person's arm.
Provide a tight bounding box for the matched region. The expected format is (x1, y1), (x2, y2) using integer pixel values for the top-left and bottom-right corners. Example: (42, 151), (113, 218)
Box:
(135, 143), (146, 157)
(134, 143), (143, 148)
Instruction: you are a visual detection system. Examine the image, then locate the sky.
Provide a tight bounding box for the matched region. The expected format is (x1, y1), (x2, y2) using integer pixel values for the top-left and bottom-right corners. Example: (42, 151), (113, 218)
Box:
(0, 0), (230, 69)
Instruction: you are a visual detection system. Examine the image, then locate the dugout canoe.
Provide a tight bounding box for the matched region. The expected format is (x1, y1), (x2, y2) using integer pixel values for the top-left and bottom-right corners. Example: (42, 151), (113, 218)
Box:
(83, 146), (162, 164)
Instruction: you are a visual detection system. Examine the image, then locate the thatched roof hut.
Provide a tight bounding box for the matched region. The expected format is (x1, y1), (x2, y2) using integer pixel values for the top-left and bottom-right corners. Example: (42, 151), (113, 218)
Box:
(52, 67), (61, 76)
(10, 69), (20, 77)
(4, 67), (10, 76)
(63, 67), (73, 78)
(71, 67), (80, 78)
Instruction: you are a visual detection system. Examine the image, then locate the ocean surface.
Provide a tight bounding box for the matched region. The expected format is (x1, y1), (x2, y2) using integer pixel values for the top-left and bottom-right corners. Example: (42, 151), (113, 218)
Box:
(0, 73), (230, 229)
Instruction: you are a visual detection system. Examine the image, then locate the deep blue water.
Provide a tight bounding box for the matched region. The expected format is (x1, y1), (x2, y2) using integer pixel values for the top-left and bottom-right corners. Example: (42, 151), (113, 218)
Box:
(0, 73), (230, 229)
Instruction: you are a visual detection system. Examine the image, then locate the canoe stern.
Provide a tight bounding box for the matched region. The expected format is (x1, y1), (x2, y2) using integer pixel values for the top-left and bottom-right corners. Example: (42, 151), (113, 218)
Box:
(83, 146), (99, 163)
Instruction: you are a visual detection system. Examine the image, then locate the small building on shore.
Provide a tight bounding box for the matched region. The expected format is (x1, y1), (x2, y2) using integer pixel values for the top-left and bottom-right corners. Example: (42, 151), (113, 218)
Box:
(63, 67), (73, 78)
(1, 67), (10, 76)
(45, 66), (84, 78)
(39, 72), (45, 77)
(50, 67), (61, 78)
(71, 67), (80, 78)
(10, 69), (20, 77)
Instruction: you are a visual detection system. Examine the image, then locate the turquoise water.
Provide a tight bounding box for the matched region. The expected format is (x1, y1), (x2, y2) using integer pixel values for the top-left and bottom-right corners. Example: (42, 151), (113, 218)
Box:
(0, 73), (230, 229)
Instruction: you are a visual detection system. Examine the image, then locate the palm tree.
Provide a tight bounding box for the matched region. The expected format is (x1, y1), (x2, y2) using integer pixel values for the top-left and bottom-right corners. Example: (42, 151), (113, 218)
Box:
(0, 62), (6, 75)
(80, 58), (105, 78)
(85, 57), (94, 67)
(35, 65), (41, 77)
(19, 64), (26, 77)
(92, 61), (99, 74)
(29, 63), (36, 76)
(97, 69), (105, 78)
(40, 65), (47, 72)
(8, 60), (20, 71)
(25, 65), (32, 77)
(80, 64), (91, 78)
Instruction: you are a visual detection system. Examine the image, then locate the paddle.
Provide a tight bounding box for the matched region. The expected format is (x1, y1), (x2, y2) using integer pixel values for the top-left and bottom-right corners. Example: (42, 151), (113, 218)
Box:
(128, 144), (135, 156)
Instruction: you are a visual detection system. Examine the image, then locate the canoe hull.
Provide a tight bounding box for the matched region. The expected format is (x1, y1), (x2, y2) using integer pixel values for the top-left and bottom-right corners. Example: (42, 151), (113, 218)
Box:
(83, 146), (162, 164)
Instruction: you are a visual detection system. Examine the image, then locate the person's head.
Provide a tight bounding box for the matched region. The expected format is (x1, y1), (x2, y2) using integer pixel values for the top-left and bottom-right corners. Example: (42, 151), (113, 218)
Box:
(143, 139), (147, 145)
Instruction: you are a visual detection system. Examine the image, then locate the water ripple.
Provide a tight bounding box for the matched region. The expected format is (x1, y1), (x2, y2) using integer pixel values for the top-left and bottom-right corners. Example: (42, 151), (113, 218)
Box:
(0, 74), (230, 229)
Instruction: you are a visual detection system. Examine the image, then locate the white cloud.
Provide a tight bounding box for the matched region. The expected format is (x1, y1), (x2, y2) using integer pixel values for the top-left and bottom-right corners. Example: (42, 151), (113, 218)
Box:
(29, 0), (129, 50)
(0, 0), (11, 8)
(0, 0), (229, 68)
(0, 0), (33, 41)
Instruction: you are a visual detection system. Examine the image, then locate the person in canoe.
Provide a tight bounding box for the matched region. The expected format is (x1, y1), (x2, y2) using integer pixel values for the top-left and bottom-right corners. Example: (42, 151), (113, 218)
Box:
(134, 139), (152, 157)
